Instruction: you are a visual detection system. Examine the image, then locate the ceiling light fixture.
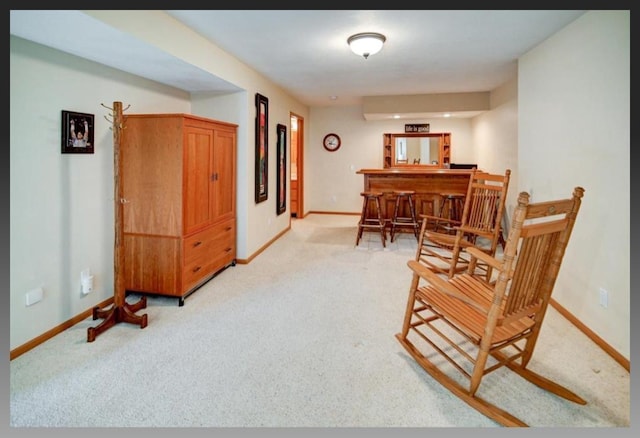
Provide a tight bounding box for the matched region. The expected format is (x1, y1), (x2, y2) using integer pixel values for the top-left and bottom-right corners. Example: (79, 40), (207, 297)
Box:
(347, 32), (386, 59)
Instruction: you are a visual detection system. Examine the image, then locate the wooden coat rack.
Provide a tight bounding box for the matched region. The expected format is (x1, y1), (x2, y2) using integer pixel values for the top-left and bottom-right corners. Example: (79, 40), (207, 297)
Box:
(88, 101), (148, 342)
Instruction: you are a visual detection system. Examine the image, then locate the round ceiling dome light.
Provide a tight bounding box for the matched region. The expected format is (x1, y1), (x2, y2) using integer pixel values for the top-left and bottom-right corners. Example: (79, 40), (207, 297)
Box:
(347, 32), (386, 59)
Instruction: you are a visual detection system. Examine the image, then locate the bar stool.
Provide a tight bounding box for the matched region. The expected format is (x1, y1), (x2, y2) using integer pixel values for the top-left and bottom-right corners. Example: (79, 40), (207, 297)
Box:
(390, 190), (420, 242)
(436, 193), (465, 234)
(356, 191), (386, 248)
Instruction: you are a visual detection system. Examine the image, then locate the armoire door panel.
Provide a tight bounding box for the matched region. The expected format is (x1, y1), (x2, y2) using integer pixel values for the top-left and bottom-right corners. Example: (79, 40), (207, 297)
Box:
(212, 128), (236, 222)
(122, 116), (183, 236)
(184, 126), (214, 234)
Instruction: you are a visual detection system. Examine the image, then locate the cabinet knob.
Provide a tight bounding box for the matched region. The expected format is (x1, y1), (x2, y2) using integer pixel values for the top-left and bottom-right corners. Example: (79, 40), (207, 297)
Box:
(193, 241), (202, 247)
(192, 266), (201, 273)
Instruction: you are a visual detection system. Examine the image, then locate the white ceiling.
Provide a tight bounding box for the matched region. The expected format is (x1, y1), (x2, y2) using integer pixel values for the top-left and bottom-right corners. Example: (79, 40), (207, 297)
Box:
(10, 10), (586, 110)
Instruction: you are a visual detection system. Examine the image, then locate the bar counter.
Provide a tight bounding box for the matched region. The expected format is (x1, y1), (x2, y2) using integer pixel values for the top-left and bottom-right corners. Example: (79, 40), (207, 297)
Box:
(356, 168), (474, 223)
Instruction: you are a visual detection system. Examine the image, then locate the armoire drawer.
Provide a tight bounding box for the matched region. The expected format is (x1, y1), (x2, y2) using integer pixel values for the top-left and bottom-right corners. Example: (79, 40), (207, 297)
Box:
(183, 251), (218, 288)
(183, 221), (234, 264)
(182, 220), (235, 288)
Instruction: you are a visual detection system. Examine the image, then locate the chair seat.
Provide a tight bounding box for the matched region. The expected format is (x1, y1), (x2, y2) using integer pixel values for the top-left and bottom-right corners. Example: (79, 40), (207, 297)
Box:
(416, 273), (536, 345)
(423, 230), (458, 249)
(424, 229), (494, 247)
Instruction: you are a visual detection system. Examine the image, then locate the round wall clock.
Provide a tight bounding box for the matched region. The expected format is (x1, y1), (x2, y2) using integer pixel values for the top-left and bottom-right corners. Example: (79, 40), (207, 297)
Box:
(323, 133), (341, 152)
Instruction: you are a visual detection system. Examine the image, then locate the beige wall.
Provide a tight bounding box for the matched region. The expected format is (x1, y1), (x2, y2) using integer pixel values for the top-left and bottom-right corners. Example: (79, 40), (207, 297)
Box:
(472, 77), (519, 222)
(10, 36), (193, 349)
(362, 92), (490, 119)
(518, 10), (629, 358)
(308, 106), (476, 213)
(84, 10), (311, 261)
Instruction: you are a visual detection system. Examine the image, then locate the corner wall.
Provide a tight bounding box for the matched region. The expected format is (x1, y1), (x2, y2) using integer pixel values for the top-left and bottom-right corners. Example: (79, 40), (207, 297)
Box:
(518, 10), (630, 358)
(10, 36), (192, 349)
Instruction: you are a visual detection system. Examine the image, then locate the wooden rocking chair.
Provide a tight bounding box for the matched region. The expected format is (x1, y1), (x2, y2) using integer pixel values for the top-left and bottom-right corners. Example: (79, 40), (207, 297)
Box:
(396, 187), (586, 427)
(416, 169), (511, 282)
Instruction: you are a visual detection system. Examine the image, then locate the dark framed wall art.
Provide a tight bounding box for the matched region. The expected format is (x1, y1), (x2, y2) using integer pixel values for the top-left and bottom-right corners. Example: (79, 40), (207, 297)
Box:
(276, 123), (287, 215)
(61, 110), (95, 154)
(255, 93), (269, 203)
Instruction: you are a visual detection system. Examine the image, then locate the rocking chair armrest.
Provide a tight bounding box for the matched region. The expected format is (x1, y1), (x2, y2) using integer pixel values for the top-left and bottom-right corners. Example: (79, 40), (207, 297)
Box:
(418, 213), (440, 222)
(418, 214), (462, 227)
(407, 260), (488, 314)
(408, 259), (447, 285)
(466, 247), (502, 271)
(456, 225), (490, 236)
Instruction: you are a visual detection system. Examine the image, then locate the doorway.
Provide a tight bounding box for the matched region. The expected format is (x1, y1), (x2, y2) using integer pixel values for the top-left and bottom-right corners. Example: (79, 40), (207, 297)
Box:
(290, 113), (304, 218)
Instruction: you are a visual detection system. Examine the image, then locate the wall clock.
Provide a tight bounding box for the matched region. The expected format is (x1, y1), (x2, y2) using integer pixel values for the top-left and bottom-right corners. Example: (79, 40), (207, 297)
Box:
(323, 133), (341, 152)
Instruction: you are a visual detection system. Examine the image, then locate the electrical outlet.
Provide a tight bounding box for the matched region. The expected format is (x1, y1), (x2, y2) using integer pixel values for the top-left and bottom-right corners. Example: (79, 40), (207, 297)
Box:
(599, 288), (608, 308)
(25, 287), (44, 306)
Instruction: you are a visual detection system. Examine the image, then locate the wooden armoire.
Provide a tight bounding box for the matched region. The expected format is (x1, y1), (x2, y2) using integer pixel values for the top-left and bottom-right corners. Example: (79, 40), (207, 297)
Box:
(121, 113), (237, 305)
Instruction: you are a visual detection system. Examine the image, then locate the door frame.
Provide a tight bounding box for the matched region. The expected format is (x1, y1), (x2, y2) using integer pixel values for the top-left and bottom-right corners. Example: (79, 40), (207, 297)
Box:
(290, 112), (304, 218)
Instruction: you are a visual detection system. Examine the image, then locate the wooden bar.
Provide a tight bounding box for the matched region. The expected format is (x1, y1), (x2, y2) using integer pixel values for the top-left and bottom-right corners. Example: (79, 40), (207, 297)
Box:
(356, 168), (474, 226)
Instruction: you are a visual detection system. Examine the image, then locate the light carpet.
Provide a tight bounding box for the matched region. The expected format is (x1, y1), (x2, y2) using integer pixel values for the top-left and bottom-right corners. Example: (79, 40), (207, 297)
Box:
(9, 214), (630, 430)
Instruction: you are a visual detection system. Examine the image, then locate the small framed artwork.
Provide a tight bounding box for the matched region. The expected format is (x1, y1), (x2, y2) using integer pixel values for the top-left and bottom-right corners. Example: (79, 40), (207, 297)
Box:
(255, 93), (269, 203)
(61, 110), (95, 154)
(276, 123), (287, 215)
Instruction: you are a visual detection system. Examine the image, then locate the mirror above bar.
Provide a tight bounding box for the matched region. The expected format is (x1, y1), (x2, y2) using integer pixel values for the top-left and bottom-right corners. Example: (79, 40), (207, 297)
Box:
(383, 132), (451, 169)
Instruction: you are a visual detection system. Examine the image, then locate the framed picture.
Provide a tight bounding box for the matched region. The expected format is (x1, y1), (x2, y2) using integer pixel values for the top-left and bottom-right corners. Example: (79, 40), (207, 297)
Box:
(61, 110), (95, 154)
(276, 123), (287, 215)
(255, 93), (269, 203)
